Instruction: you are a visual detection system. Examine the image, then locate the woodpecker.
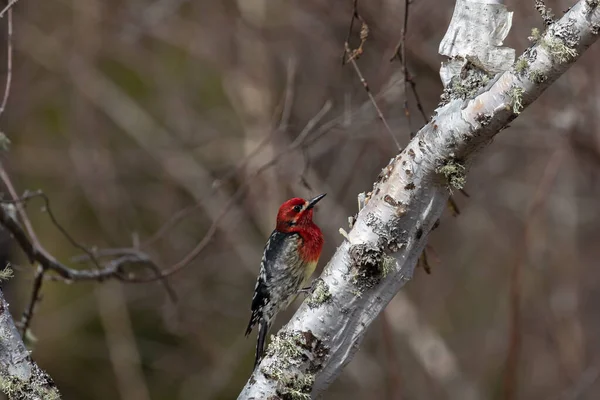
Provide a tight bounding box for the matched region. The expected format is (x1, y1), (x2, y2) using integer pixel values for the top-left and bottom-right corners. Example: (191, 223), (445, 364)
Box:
(245, 193), (326, 369)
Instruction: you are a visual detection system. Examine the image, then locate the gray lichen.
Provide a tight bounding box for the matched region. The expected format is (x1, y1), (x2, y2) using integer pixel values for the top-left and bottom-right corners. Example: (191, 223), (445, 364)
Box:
(306, 280), (332, 309)
(508, 85), (525, 114)
(528, 25), (578, 63)
(439, 59), (493, 105)
(538, 21), (579, 62)
(349, 242), (385, 293)
(475, 113), (492, 126)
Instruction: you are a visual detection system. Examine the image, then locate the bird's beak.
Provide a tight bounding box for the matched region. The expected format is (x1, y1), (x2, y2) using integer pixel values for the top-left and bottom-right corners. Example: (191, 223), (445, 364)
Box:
(306, 193), (326, 210)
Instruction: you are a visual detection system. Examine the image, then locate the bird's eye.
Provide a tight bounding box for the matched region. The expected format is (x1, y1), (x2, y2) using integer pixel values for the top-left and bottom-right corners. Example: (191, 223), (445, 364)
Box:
(293, 205), (302, 212)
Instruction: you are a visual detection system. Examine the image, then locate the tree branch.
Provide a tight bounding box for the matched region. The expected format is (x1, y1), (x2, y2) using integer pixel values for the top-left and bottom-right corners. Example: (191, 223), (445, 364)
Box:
(238, 1), (600, 398)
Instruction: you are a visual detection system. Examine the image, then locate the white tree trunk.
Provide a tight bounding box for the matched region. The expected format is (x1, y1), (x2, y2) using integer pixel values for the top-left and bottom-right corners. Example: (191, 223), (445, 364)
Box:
(238, 1), (600, 398)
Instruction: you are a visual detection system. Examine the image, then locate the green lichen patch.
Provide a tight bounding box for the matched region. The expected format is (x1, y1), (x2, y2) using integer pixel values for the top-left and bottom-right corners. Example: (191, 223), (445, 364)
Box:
(514, 57), (529, 75)
(529, 69), (547, 84)
(436, 158), (466, 191)
(276, 374), (314, 400)
(529, 27), (542, 43)
(262, 364), (313, 400)
(0, 366), (61, 400)
(542, 36), (578, 62)
(0, 266), (13, 282)
(508, 86), (525, 115)
(306, 280), (331, 309)
(267, 333), (305, 361)
(531, 23), (579, 63)
(261, 330), (329, 400)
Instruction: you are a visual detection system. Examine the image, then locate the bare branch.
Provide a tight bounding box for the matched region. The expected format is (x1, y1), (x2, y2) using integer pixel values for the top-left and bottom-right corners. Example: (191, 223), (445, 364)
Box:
(0, 0), (18, 20)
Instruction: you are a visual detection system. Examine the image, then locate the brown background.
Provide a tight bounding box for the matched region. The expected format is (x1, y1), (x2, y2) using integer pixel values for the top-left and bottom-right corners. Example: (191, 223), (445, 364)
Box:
(1, 0), (599, 399)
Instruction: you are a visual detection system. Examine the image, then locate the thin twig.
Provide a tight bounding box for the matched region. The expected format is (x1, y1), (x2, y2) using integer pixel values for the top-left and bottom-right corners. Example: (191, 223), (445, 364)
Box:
(341, 0), (360, 65)
(290, 101), (332, 148)
(558, 366), (600, 400)
(345, 43), (401, 150)
(0, 7), (12, 116)
(342, 1), (401, 149)
(18, 265), (44, 336)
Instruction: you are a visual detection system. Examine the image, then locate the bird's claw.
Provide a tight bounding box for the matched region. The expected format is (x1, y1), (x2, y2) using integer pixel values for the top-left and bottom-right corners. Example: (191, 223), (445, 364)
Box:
(298, 282), (314, 295)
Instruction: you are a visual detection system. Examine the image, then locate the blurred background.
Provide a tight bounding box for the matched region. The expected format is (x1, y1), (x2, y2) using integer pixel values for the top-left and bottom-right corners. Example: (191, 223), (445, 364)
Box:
(0, 0), (599, 399)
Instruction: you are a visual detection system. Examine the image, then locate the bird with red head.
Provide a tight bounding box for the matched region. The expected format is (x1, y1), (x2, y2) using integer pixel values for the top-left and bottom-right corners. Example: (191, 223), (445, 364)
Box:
(245, 193), (326, 369)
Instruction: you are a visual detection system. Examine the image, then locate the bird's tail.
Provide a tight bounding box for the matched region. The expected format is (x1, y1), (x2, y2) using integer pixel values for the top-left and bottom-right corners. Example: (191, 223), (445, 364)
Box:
(253, 321), (269, 370)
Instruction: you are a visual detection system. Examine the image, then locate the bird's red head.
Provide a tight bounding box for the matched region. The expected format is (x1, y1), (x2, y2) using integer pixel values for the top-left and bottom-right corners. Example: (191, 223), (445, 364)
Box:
(275, 193), (326, 233)
(276, 194), (325, 263)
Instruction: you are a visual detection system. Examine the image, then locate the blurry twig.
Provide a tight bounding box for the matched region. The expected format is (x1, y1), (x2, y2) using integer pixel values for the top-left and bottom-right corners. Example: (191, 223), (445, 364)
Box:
(0, 6), (12, 116)
(290, 101), (332, 148)
(0, 0), (17, 19)
(558, 366), (600, 400)
(96, 282), (151, 400)
(389, 3), (428, 130)
(381, 311), (403, 400)
(504, 148), (565, 400)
